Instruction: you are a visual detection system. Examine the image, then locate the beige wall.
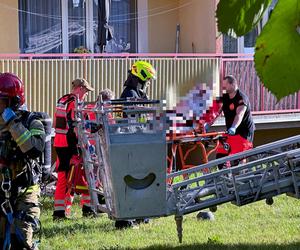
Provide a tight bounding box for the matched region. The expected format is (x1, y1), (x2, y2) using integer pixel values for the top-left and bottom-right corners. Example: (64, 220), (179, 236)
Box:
(0, 0), (19, 53)
(178, 0), (217, 53)
(147, 0), (180, 53)
(147, 0), (217, 53)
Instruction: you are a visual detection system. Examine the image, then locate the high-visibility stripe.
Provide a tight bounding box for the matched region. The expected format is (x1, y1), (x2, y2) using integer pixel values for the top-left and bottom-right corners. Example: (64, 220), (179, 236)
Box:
(54, 205), (65, 212)
(68, 166), (75, 182)
(55, 128), (68, 134)
(30, 128), (45, 136)
(55, 110), (67, 116)
(26, 184), (40, 193)
(54, 200), (65, 205)
(76, 185), (88, 190)
(16, 130), (31, 146)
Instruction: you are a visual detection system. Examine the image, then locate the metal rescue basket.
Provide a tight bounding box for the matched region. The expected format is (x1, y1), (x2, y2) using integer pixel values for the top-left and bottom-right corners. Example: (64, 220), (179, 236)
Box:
(76, 99), (167, 220)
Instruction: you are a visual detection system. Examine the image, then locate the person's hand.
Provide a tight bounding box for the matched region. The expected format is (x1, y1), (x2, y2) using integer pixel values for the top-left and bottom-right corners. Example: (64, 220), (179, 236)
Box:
(204, 123), (210, 132)
(2, 108), (17, 124)
(85, 121), (101, 133)
(227, 127), (236, 135)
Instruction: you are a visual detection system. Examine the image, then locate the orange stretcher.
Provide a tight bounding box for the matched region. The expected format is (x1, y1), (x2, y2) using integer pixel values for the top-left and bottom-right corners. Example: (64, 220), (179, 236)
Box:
(166, 131), (228, 183)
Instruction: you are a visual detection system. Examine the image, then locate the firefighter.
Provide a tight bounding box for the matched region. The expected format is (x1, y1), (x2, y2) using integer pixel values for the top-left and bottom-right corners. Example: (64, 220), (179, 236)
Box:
(120, 60), (156, 100)
(0, 73), (46, 249)
(116, 61), (156, 229)
(53, 78), (95, 220)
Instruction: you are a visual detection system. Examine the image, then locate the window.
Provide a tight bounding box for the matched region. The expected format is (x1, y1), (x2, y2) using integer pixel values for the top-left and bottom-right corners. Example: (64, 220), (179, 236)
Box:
(19, 0), (62, 53)
(68, 0), (86, 53)
(102, 0), (137, 53)
(18, 0), (137, 53)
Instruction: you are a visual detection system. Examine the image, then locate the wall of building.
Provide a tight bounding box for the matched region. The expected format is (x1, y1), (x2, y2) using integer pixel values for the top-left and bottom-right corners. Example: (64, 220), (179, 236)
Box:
(147, 0), (179, 53)
(146, 0), (217, 53)
(0, 0), (19, 53)
(0, 0), (218, 54)
(178, 0), (217, 53)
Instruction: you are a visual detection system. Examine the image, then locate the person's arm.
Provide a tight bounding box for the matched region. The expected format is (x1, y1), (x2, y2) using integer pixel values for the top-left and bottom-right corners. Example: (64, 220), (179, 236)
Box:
(228, 105), (247, 135)
(7, 115), (46, 159)
(203, 104), (222, 131)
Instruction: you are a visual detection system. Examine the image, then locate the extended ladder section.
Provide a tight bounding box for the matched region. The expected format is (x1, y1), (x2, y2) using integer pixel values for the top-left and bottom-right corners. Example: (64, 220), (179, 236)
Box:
(167, 135), (300, 214)
(76, 99), (300, 242)
(167, 135), (300, 242)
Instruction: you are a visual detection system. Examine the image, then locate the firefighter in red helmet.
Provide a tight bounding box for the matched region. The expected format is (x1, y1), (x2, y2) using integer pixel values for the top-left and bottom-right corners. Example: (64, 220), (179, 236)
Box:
(0, 73), (46, 249)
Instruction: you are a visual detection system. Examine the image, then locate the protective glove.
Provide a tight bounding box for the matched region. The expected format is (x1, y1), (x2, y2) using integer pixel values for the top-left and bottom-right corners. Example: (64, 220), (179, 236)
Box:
(2, 108), (17, 124)
(88, 144), (95, 154)
(85, 121), (101, 133)
(227, 126), (236, 135)
(204, 123), (210, 132)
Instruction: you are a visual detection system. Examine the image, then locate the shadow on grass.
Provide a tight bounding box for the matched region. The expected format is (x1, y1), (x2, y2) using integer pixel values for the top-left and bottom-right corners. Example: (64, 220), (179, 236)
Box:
(141, 242), (300, 250)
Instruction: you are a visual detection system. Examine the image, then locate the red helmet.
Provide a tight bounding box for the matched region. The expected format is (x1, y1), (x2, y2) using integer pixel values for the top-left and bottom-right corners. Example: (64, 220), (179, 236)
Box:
(0, 73), (25, 108)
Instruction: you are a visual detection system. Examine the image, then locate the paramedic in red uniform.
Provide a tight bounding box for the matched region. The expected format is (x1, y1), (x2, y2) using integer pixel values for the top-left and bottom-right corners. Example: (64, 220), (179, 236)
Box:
(53, 78), (95, 220)
(216, 75), (255, 167)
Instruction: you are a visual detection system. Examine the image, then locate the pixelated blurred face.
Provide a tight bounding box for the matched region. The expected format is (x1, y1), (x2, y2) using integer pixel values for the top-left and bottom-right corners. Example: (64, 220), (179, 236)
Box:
(0, 97), (8, 114)
(223, 79), (235, 94)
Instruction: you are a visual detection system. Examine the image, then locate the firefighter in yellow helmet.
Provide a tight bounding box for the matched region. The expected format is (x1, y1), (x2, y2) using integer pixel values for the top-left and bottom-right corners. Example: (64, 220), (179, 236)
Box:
(120, 61), (156, 99)
(116, 61), (156, 229)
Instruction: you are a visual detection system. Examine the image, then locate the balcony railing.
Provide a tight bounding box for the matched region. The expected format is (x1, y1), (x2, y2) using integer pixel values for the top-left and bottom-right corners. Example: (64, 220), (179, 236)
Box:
(0, 53), (299, 118)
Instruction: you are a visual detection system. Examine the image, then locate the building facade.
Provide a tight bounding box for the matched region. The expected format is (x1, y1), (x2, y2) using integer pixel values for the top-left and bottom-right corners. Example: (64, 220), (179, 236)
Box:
(0, 0), (220, 54)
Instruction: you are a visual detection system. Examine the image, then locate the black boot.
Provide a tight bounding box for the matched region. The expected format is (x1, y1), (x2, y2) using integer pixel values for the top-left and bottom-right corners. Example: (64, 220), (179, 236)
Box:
(115, 220), (137, 229)
(53, 210), (67, 221)
(82, 205), (97, 218)
(136, 218), (150, 224)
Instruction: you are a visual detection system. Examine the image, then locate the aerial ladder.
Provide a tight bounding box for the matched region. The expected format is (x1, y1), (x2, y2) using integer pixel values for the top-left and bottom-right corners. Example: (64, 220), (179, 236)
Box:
(75, 99), (300, 243)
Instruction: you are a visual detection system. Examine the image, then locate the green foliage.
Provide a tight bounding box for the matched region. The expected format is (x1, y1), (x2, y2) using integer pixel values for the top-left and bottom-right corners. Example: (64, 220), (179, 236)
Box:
(217, 0), (300, 99)
(216, 0), (272, 37)
(254, 0), (300, 99)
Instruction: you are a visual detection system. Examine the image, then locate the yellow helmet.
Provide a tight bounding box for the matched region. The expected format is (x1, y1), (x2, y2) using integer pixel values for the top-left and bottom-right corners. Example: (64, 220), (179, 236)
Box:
(131, 61), (157, 82)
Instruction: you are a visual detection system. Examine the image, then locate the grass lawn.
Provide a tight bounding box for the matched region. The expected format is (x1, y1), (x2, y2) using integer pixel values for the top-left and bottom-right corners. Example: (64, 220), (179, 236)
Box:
(39, 195), (300, 250)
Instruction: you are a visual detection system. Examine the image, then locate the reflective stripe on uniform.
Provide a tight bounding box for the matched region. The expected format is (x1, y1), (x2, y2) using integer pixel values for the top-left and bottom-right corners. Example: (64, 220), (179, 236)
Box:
(55, 110), (67, 116)
(30, 128), (45, 136)
(16, 130), (31, 146)
(55, 128), (68, 134)
(68, 166), (75, 183)
(25, 184), (40, 193)
(76, 185), (88, 190)
(54, 200), (65, 205)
